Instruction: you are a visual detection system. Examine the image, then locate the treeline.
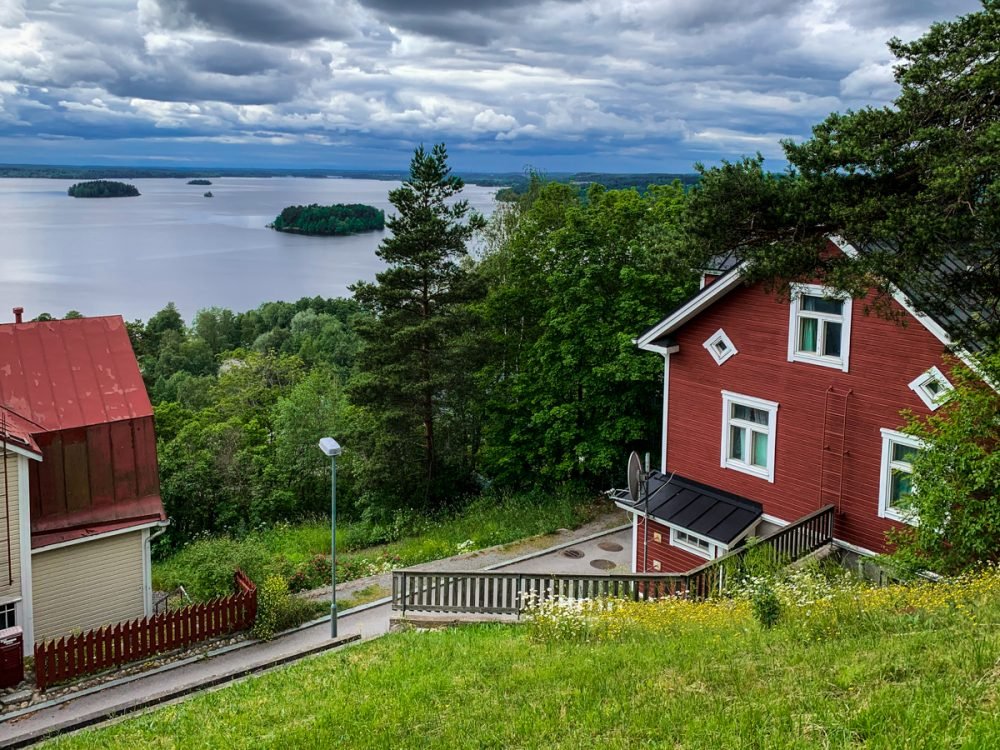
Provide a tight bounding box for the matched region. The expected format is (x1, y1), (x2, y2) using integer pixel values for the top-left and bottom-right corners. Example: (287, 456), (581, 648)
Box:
(67, 180), (140, 198)
(270, 203), (385, 236)
(132, 148), (696, 548)
(496, 172), (700, 202)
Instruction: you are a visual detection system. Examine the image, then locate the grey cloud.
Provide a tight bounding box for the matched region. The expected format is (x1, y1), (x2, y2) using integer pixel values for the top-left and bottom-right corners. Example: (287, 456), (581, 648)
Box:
(146, 0), (357, 43)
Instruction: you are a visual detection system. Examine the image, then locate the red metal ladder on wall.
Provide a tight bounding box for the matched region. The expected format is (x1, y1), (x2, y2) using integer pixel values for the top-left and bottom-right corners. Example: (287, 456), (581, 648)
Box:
(818, 386), (852, 512)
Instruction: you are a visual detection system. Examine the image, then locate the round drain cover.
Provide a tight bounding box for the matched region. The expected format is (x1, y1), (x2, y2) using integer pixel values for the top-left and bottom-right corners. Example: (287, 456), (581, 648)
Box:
(598, 541), (623, 552)
(561, 549), (585, 559)
(590, 559), (616, 570)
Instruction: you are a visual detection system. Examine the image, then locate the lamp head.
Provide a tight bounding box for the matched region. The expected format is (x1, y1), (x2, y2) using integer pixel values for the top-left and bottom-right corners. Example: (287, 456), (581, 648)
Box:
(318, 437), (342, 457)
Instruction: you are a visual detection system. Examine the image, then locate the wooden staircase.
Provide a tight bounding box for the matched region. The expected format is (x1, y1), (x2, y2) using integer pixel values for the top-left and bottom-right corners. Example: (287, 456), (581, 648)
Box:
(818, 386), (852, 512)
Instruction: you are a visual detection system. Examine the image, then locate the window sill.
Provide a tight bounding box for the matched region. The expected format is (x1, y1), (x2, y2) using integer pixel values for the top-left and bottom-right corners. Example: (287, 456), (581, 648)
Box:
(878, 507), (918, 526)
(723, 460), (774, 483)
(790, 352), (846, 371)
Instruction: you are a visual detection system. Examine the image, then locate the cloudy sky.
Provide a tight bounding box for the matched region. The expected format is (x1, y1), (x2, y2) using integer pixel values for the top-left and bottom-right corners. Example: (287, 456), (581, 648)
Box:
(0, 0), (980, 172)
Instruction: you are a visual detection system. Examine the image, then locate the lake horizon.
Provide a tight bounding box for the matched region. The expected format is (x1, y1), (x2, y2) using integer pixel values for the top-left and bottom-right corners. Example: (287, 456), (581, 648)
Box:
(0, 177), (497, 323)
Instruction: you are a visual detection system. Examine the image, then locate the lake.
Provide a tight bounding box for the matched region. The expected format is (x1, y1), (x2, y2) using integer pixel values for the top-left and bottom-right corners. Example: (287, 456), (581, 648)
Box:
(0, 177), (497, 322)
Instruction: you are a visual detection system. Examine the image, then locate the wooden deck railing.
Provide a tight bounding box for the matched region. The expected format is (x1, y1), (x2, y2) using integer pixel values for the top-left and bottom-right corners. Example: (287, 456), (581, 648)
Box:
(34, 571), (258, 691)
(391, 505), (835, 616)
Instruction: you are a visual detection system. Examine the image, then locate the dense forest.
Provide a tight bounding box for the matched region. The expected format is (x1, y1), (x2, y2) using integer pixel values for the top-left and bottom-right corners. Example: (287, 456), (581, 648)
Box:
(270, 203), (385, 236)
(67, 180), (140, 198)
(187, 179), (212, 186)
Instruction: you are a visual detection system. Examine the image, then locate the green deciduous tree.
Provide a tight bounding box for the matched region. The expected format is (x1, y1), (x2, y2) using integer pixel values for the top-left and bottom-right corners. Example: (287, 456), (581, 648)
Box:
(348, 144), (485, 514)
(477, 178), (695, 488)
(886, 353), (1000, 574)
(684, 1), (1000, 350)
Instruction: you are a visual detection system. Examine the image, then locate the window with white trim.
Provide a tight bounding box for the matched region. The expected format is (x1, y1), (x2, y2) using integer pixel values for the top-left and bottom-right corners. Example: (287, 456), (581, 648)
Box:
(878, 428), (920, 524)
(908, 366), (953, 411)
(721, 391), (778, 482)
(703, 328), (737, 365)
(0, 602), (15, 630)
(788, 284), (852, 371)
(670, 528), (714, 559)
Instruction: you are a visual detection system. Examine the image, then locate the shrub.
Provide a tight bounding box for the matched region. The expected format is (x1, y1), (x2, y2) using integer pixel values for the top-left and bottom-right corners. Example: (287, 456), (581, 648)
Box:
(252, 575), (322, 640)
(750, 587), (781, 628)
(153, 537), (283, 601)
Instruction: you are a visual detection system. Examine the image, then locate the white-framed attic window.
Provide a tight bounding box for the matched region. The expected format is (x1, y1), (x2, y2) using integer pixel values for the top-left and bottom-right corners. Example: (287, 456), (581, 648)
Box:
(702, 328), (737, 365)
(878, 428), (921, 524)
(908, 366), (953, 411)
(720, 391), (778, 483)
(787, 284), (852, 372)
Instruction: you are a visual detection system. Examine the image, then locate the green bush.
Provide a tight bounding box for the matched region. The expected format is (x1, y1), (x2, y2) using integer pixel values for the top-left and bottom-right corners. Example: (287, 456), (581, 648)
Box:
(153, 537), (284, 601)
(252, 575), (323, 640)
(751, 587), (781, 628)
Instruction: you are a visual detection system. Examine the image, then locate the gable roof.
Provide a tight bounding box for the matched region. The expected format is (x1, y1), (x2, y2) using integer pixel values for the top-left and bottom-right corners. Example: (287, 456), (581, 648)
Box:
(0, 316), (152, 433)
(637, 237), (990, 369)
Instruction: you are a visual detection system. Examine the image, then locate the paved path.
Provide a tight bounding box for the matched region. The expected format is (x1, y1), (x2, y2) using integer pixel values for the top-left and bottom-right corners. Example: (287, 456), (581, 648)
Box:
(0, 512), (630, 747)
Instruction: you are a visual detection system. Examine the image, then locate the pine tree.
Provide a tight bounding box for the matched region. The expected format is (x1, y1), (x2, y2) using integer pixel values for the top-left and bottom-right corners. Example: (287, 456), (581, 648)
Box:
(349, 144), (485, 512)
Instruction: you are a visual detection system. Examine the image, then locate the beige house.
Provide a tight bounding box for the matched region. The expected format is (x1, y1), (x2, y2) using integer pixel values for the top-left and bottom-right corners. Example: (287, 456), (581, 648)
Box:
(0, 313), (168, 654)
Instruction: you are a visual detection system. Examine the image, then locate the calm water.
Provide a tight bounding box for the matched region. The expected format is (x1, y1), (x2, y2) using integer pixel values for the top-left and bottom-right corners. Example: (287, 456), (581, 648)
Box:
(0, 177), (497, 322)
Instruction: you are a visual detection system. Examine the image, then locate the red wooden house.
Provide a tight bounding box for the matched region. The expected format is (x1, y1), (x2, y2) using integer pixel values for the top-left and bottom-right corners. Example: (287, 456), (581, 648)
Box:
(613, 236), (983, 573)
(0, 311), (167, 652)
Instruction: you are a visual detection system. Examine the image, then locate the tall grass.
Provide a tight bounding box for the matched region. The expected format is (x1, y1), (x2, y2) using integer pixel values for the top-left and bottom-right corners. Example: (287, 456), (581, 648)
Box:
(153, 488), (604, 600)
(48, 567), (1000, 749)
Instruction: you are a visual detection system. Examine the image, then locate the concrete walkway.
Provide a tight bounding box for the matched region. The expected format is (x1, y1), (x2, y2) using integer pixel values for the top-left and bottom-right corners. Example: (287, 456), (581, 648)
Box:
(0, 513), (629, 748)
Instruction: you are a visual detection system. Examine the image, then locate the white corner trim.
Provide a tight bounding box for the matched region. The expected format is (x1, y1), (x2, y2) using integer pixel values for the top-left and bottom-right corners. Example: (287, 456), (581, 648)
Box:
(31, 520), (167, 554)
(661, 351), (671, 472)
(907, 366), (954, 411)
(141, 528), (152, 616)
(720, 391), (779, 483)
(703, 328), (738, 366)
(787, 283), (853, 373)
(636, 263), (749, 350)
(17, 454), (33, 655)
(631, 514), (638, 574)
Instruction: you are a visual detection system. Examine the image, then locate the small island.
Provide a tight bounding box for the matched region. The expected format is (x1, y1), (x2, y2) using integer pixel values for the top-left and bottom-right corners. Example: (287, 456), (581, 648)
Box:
(204, 191), (214, 198)
(269, 203), (385, 236)
(67, 180), (140, 198)
(188, 179), (212, 186)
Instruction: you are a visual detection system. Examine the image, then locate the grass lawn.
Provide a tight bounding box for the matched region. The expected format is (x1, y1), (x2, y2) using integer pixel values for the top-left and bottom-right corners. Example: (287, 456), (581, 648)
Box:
(153, 491), (606, 600)
(45, 575), (1000, 749)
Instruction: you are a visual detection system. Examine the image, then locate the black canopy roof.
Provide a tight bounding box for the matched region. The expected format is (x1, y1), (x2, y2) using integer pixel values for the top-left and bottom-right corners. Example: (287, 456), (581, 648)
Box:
(625, 472), (762, 546)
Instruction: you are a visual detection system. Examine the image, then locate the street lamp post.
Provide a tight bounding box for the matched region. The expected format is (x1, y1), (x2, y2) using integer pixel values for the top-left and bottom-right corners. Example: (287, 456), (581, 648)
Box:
(318, 437), (342, 639)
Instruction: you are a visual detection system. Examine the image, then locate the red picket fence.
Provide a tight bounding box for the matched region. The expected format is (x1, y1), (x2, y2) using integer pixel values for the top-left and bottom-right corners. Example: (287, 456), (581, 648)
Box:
(34, 571), (258, 691)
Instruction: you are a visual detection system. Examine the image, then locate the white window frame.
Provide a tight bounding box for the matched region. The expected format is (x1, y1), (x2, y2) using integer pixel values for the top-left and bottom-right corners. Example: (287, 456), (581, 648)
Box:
(878, 428), (921, 524)
(669, 527), (716, 560)
(787, 283), (852, 372)
(908, 366), (954, 411)
(0, 600), (15, 630)
(702, 328), (737, 366)
(720, 391), (778, 483)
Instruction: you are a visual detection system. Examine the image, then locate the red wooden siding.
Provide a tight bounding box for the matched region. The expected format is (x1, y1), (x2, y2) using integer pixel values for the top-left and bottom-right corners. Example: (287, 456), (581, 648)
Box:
(635, 517), (709, 573)
(664, 281), (950, 554)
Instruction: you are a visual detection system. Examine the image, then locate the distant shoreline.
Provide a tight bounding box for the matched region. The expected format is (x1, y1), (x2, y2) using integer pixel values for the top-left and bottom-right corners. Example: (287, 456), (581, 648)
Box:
(0, 164), (700, 190)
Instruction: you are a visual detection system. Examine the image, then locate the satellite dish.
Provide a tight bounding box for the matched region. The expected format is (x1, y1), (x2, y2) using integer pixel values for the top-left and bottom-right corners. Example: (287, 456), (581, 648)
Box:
(627, 451), (642, 503)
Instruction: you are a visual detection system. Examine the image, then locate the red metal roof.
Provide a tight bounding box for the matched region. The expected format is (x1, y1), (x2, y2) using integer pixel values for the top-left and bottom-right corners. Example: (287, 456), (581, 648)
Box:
(0, 316), (165, 547)
(0, 405), (41, 456)
(0, 316), (152, 431)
